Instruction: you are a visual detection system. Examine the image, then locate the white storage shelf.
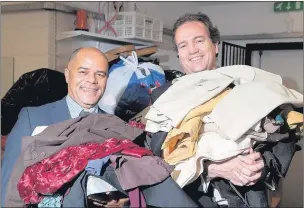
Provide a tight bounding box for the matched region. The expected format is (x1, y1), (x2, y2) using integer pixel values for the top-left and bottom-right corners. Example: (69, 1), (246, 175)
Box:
(103, 11), (164, 42)
(57, 31), (155, 46)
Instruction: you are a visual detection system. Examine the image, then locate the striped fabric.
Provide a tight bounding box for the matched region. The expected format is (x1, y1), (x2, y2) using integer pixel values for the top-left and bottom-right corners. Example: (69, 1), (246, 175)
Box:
(66, 95), (99, 119)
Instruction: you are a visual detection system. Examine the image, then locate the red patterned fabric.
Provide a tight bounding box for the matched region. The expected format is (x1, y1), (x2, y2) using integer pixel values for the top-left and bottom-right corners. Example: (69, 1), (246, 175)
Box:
(17, 138), (152, 204)
(128, 121), (146, 130)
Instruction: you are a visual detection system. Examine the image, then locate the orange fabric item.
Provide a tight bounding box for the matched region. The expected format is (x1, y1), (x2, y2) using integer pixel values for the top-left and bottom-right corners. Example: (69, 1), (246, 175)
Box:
(75, 9), (88, 31)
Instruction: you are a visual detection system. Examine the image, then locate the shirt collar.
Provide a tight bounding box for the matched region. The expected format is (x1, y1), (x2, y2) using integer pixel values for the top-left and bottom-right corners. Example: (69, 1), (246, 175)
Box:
(66, 95), (99, 119)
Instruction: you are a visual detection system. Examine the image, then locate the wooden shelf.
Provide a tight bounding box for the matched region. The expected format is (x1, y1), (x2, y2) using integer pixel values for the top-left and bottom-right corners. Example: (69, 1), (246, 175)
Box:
(56, 31), (155, 46)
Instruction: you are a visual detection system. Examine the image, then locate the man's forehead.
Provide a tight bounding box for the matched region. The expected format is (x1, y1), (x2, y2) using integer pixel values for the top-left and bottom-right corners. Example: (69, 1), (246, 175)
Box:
(70, 49), (107, 62)
(176, 22), (209, 37)
(75, 54), (107, 65)
(176, 34), (207, 46)
(68, 60), (108, 72)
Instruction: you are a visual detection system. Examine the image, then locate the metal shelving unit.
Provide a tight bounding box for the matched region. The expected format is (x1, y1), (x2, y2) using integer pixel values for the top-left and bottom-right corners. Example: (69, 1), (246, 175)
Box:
(56, 31), (154, 46)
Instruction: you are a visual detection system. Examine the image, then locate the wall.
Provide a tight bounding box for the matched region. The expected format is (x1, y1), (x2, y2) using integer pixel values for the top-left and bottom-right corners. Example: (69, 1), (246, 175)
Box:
(133, 2), (205, 29)
(56, 2), (197, 72)
(135, 1), (303, 72)
(60, 1), (204, 29)
(1, 10), (56, 81)
(59, 1), (303, 34)
(55, 12), (146, 72)
(217, 38), (303, 92)
(200, 1), (303, 36)
(1, 57), (14, 98)
(252, 47), (303, 92)
(150, 34), (181, 71)
(57, 2), (303, 73)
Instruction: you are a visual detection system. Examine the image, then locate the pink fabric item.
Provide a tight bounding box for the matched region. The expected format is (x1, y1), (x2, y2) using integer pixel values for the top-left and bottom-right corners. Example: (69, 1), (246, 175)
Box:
(128, 121), (146, 130)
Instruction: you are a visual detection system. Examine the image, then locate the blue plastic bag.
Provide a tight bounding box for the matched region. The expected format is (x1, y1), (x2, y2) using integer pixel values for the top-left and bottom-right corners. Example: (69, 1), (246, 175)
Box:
(99, 51), (165, 121)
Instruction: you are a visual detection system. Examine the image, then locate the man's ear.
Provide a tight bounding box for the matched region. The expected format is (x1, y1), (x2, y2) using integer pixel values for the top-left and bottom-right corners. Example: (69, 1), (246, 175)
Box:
(64, 68), (69, 84)
(215, 42), (219, 54)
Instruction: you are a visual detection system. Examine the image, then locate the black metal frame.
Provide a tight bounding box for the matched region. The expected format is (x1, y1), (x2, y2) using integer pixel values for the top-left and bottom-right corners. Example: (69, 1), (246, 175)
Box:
(221, 41), (246, 66)
(245, 42), (303, 66)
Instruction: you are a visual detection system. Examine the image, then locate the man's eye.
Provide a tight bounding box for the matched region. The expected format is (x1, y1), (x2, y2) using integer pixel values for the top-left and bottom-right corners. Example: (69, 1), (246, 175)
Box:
(179, 45), (186, 49)
(79, 71), (85, 74)
(197, 39), (204, 43)
(97, 73), (106, 77)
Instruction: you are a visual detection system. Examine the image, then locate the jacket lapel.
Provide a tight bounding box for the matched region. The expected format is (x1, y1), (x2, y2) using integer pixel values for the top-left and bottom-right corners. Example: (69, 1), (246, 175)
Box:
(49, 97), (71, 124)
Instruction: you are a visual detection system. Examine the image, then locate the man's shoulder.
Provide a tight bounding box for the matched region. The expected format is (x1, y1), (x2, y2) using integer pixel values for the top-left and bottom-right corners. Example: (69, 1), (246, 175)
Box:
(25, 98), (66, 116)
(19, 97), (69, 129)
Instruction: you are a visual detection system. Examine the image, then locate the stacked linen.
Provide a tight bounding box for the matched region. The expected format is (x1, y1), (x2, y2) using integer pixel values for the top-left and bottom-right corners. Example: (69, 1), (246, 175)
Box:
(144, 65), (303, 188)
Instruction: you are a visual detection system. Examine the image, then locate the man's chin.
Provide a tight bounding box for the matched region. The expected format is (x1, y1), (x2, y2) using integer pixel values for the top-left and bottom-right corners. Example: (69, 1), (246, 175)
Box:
(192, 67), (207, 73)
(80, 98), (100, 107)
(190, 63), (207, 71)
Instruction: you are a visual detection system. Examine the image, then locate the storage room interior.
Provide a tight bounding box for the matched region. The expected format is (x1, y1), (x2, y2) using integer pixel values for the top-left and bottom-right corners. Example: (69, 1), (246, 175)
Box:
(1, 1), (303, 207)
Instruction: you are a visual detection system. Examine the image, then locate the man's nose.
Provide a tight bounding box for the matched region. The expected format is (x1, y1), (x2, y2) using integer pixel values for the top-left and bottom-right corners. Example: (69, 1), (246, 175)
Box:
(188, 43), (199, 54)
(87, 73), (97, 83)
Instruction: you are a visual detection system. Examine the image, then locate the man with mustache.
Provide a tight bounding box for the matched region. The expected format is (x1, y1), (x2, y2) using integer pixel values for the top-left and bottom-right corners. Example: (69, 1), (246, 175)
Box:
(150, 13), (297, 207)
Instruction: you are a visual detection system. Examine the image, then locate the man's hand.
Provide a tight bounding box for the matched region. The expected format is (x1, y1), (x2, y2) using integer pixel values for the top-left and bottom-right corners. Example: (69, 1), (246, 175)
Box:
(89, 192), (130, 207)
(102, 198), (130, 207)
(92, 198), (130, 207)
(207, 148), (265, 186)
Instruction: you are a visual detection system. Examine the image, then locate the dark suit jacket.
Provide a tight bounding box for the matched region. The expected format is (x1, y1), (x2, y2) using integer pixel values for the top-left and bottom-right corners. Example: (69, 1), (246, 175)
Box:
(1, 97), (72, 206)
(150, 82), (299, 207)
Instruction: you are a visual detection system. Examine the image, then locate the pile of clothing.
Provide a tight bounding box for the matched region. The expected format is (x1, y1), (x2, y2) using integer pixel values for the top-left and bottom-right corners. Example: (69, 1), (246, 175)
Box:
(145, 65), (303, 207)
(5, 114), (197, 208)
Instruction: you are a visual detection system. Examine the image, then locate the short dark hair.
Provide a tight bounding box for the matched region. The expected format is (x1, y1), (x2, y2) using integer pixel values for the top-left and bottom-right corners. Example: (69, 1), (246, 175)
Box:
(172, 13), (220, 51)
(68, 47), (109, 63)
(68, 48), (83, 62)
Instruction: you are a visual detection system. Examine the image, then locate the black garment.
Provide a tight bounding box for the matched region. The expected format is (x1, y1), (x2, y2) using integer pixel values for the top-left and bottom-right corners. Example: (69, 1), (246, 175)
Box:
(1, 68), (68, 135)
(184, 177), (219, 208)
(99, 164), (198, 207)
(63, 170), (129, 208)
(150, 82), (299, 208)
(150, 82), (172, 105)
(164, 70), (185, 82)
(62, 171), (89, 207)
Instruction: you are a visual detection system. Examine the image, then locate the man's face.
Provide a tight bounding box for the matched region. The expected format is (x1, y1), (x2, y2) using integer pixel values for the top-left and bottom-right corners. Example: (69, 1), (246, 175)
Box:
(175, 21), (219, 74)
(64, 49), (109, 109)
